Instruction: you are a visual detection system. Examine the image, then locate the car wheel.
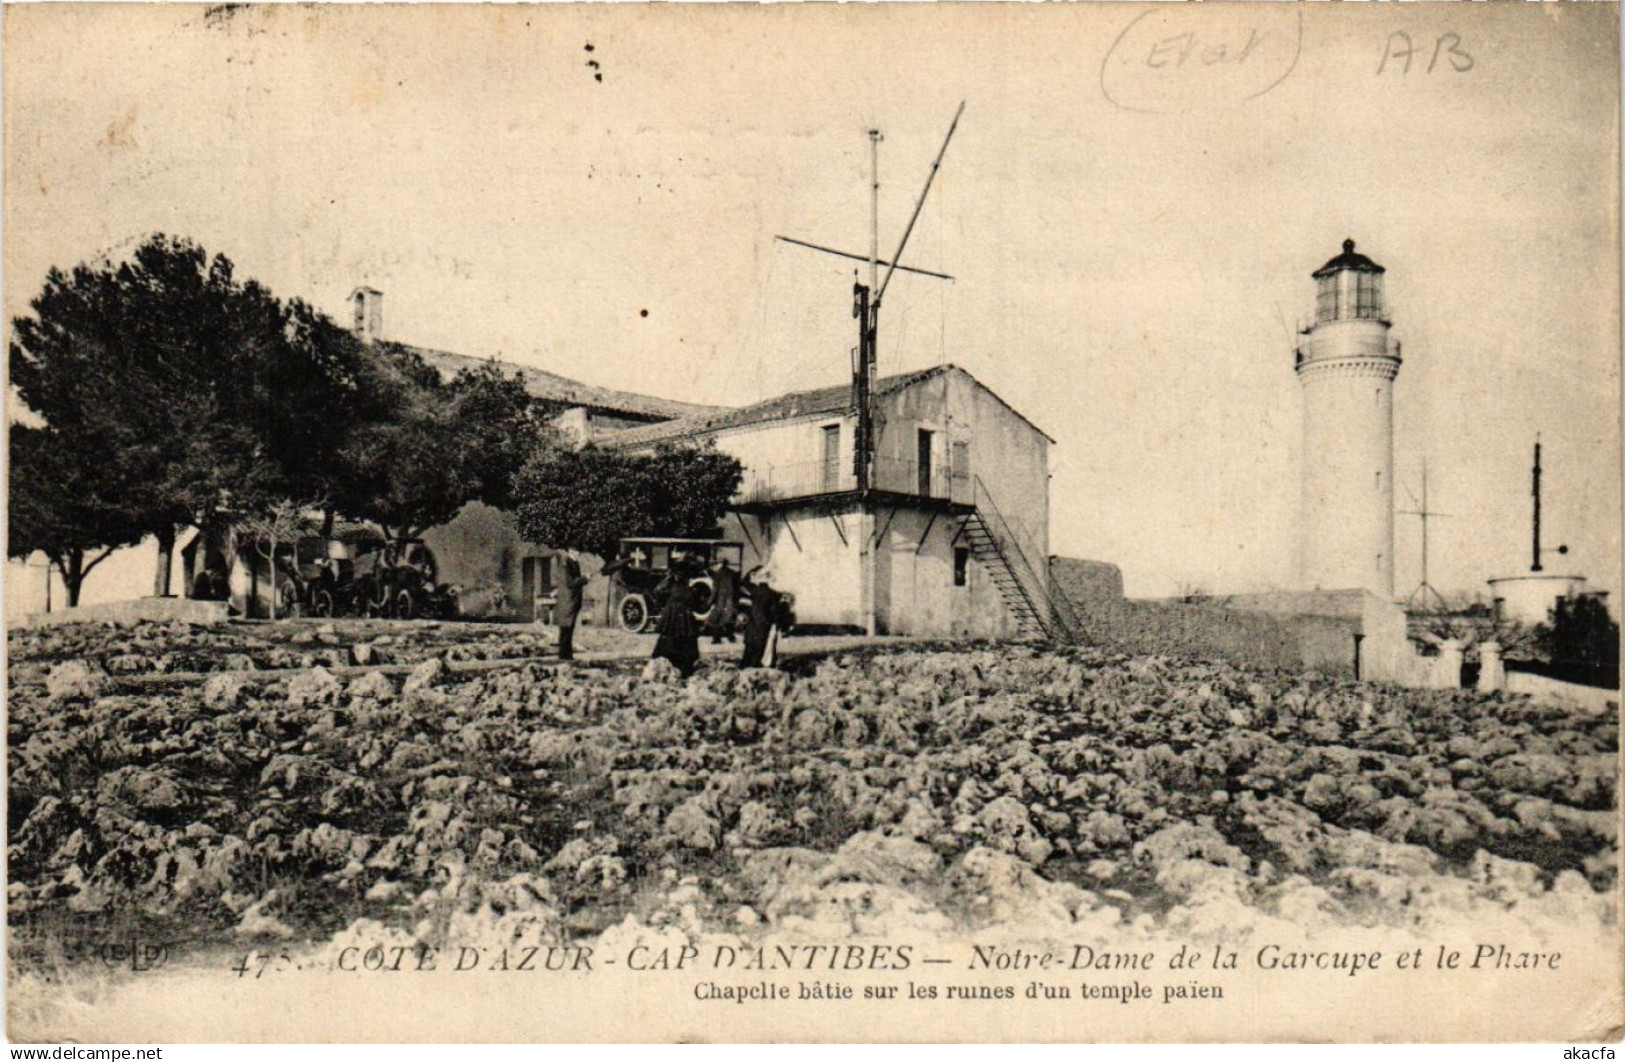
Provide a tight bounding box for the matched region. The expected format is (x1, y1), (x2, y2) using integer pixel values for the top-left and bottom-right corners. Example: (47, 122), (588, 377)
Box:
(395, 588), (416, 621)
(687, 575), (715, 623)
(312, 589), (335, 618)
(619, 594), (650, 633)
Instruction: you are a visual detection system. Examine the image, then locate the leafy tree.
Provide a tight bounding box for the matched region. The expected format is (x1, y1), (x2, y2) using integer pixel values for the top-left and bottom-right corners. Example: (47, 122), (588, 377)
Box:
(512, 442), (744, 560)
(246, 300), (381, 509)
(327, 356), (558, 539)
(235, 498), (321, 621)
(9, 235), (371, 594)
(1537, 594), (1620, 678)
(441, 364), (562, 514)
(7, 425), (147, 607)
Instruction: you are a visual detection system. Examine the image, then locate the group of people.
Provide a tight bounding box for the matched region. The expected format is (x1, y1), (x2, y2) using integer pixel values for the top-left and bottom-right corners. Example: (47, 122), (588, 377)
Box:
(549, 547), (789, 677)
(650, 554), (787, 677)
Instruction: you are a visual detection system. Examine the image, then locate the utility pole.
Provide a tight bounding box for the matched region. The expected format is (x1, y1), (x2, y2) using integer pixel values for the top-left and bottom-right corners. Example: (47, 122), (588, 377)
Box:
(853, 129), (882, 495)
(858, 128), (882, 634)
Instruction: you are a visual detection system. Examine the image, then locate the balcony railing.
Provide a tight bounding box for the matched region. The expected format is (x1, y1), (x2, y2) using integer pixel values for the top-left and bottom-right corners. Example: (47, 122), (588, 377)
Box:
(734, 457), (971, 506)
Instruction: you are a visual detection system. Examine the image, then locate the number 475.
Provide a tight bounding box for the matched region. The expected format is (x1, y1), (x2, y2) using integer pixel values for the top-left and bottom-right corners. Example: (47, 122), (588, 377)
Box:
(233, 952), (293, 978)
(1379, 32), (1474, 75)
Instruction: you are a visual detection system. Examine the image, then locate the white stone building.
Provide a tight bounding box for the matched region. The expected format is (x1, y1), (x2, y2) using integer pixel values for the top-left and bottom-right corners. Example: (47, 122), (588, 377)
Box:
(605, 364), (1057, 639)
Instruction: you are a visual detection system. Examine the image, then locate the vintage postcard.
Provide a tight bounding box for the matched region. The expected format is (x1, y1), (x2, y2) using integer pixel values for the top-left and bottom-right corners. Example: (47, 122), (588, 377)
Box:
(4, 1), (1620, 1045)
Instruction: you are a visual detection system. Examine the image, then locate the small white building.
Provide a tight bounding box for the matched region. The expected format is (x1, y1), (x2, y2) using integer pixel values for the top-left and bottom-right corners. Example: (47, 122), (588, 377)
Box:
(1488, 573), (1602, 626)
(605, 364), (1057, 639)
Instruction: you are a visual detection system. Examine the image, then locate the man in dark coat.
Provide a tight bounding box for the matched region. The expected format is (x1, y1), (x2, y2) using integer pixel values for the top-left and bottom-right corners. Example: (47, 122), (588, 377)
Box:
(740, 566), (784, 669)
(704, 558), (740, 645)
(554, 549), (589, 661)
(651, 555), (704, 677)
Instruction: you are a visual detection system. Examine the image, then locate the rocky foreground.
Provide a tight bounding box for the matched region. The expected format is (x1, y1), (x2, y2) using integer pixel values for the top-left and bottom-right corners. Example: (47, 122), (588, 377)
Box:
(7, 623), (1618, 972)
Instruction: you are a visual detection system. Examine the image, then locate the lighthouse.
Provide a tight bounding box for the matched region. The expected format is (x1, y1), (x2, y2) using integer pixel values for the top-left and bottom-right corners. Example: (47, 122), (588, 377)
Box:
(1295, 239), (1402, 598)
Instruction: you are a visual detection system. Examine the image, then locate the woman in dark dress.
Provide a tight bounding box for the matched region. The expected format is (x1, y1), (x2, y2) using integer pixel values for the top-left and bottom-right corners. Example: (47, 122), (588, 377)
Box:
(704, 559), (741, 645)
(739, 567), (784, 669)
(651, 556), (703, 677)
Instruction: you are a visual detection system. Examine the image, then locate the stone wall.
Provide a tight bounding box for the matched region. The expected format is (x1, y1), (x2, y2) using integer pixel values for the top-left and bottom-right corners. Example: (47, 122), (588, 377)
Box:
(1048, 560), (1373, 678)
(17, 596), (230, 630)
(1048, 557), (1125, 613)
(1090, 598), (1358, 676)
(1504, 669), (1620, 714)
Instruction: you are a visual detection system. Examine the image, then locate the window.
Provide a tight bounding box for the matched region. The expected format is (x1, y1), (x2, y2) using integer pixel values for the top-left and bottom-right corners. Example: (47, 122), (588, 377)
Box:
(521, 556), (554, 620)
(821, 425), (841, 493)
(954, 547), (970, 587)
(1315, 275), (1337, 322)
(1355, 273), (1383, 319)
(951, 441), (970, 480)
(917, 429), (934, 496)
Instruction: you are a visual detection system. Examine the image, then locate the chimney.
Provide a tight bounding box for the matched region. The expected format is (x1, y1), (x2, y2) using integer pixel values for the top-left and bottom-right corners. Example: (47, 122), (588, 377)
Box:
(350, 286), (383, 342)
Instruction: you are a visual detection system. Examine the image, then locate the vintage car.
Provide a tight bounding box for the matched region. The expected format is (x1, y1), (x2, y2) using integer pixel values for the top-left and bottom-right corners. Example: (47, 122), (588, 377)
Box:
(350, 538), (457, 619)
(253, 532), (454, 620)
(604, 537), (746, 633)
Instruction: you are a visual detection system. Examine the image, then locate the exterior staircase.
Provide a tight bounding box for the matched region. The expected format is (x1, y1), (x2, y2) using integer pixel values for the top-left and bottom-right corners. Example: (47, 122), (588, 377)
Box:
(962, 477), (1087, 644)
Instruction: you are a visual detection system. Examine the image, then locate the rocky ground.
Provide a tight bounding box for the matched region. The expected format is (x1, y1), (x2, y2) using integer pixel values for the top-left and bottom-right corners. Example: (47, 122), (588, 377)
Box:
(7, 620), (1618, 976)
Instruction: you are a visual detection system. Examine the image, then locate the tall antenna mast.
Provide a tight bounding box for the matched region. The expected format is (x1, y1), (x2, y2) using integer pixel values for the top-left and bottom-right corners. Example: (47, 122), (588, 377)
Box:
(1399, 457), (1450, 612)
(869, 130), (881, 302)
(1529, 433), (1569, 573)
(774, 105), (966, 636)
(778, 102), (964, 495)
(1531, 435), (1543, 572)
(876, 102), (965, 306)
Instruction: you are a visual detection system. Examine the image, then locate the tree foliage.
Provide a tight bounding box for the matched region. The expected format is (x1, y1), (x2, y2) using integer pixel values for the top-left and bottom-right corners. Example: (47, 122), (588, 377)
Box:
(8, 235), (378, 592)
(1537, 594), (1620, 677)
(7, 425), (148, 606)
(512, 443), (744, 560)
(327, 356), (558, 538)
(9, 234), (562, 597)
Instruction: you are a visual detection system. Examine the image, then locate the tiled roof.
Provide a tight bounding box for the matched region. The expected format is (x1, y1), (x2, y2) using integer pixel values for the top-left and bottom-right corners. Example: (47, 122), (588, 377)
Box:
(394, 343), (725, 423)
(601, 366), (950, 450)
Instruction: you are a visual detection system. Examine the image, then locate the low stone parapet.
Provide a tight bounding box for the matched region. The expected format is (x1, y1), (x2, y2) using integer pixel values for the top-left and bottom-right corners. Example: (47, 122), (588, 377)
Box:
(16, 596), (231, 630)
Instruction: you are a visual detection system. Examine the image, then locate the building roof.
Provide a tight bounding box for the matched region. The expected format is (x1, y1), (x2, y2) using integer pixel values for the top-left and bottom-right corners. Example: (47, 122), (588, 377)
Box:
(602, 363), (1055, 449)
(1312, 238), (1385, 279)
(394, 343), (726, 423)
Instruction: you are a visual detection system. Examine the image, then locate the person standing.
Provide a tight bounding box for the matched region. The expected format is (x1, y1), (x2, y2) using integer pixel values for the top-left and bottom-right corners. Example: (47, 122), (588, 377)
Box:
(553, 548), (589, 661)
(651, 554), (703, 677)
(740, 566), (784, 669)
(704, 558), (741, 645)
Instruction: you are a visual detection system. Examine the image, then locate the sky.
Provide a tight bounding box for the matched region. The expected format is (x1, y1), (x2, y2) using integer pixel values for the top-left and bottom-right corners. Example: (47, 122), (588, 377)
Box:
(5, 3), (1619, 601)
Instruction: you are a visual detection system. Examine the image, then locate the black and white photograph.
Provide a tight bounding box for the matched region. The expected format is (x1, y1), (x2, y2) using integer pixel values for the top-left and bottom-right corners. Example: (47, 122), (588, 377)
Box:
(3, 1), (1620, 1045)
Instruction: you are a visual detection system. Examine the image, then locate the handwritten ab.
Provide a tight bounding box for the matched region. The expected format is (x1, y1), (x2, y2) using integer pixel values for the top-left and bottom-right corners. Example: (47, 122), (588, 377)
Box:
(1379, 32), (1474, 76)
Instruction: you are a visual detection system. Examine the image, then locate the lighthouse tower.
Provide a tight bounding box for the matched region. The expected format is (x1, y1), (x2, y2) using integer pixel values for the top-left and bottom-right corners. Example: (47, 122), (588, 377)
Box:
(1296, 239), (1402, 598)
